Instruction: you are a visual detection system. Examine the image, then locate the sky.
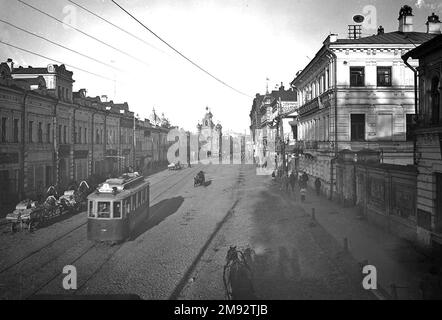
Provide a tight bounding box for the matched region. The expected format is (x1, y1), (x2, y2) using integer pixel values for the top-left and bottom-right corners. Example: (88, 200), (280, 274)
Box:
(1, 0), (441, 132)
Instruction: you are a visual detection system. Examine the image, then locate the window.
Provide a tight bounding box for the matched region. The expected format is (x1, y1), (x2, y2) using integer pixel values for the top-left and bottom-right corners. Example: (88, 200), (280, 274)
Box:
(84, 128), (87, 143)
(350, 67), (365, 87)
(1, 117), (6, 142)
(113, 202), (121, 218)
(132, 194), (136, 209)
(431, 76), (440, 125)
(38, 122), (43, 143)
(377, 67), (392, 87)
(28, 121), (33, 143)
(14, 119), (19, 143)
(377, 114), (393, 141)
(124, 198), (131, 215)
(79, 126), (82, 144)
(138, 191), (141, 206)
(46, 123), (51, 143)
(351, 114), (365, 141)
(63, 126), (67, 144)
(58, 125), (62, 143)
(89, 201), (94, 217)
(97, 201), (110, 218)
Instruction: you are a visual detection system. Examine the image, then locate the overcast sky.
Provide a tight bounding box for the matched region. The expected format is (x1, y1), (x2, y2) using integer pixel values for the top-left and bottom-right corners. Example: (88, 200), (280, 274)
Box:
(1, 0), (441, 132)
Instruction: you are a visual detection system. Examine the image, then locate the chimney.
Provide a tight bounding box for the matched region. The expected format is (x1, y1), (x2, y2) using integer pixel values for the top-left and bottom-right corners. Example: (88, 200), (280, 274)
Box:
(398, 5), (413, 32)
(79, 88), (87, 97)
(329, 34), (338, 43)
(6, 58), (13, 72)
(377, 26), (385, 35)
(426, 13), (441, 34)
(279, 82), (285, 91)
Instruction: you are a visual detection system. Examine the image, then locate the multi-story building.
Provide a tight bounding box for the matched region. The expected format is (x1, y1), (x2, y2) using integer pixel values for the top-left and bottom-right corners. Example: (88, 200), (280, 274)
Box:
(249, 84), (298, 168)
(0, 59), (173, 216)
(291, 6), (438, 198)
(402, 29), (442, 247)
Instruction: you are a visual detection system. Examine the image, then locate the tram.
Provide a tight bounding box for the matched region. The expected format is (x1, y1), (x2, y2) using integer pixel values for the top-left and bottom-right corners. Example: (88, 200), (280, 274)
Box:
(87, 172), (150, 242)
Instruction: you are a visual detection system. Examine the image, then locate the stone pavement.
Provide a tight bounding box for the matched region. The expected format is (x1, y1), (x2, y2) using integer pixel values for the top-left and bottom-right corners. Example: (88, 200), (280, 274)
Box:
(295, 186), (440, 300)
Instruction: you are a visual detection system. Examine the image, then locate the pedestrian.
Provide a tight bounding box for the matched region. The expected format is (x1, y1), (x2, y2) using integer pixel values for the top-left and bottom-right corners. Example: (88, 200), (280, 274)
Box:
(301, 172), (309, 185)
(284, 173), (290, 192)
(289, 171), (297, 200)
(299, 179), (307, 202)
(289, 171), (296, 192)
(315, 177), (321, 196)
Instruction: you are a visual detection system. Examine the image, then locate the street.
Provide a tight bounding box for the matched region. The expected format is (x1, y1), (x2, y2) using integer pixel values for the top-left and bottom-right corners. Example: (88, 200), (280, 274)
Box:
(0, 165), (376, 300)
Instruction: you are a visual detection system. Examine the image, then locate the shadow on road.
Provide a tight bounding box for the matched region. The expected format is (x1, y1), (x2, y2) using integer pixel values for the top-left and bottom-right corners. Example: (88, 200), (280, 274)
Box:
(203, 180), (212, 187)
(34, 210), (83, 232)
(129, 196), (184, 241)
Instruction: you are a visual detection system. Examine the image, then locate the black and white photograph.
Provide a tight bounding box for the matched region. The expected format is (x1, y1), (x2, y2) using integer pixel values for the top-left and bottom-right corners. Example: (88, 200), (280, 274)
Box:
(1, 0), (442, 306)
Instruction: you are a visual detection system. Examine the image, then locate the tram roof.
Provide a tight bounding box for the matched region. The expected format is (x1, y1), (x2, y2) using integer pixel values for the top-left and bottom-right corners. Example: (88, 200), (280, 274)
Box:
(88, 172), (150, 201)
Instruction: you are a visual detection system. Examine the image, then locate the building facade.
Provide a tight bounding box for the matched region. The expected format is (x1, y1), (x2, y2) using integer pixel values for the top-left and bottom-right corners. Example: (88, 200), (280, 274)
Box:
(403, 31), (442, 247)
(0, 60), (172, 216)
(249, 84), (298, 169)
(291, 6), (438, 199)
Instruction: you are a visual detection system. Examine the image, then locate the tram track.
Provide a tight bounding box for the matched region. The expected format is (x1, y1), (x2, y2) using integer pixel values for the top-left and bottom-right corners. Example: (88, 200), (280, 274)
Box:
(70, 165), (204, 295)
(1, 165), (203, 299)
(0, 166), (200, 279)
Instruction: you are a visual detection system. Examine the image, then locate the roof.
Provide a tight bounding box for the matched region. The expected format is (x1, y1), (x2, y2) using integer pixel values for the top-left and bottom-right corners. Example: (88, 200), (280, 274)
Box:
(12, 67), (49, 74)
(270, 89), (297, 102)
(334, 31), (437, 45)
(292, 31), (438, 86)
(403, 33), (442, 59)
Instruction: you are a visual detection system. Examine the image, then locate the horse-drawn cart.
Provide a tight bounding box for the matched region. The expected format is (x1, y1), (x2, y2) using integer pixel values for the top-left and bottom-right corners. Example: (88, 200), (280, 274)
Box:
(5, 199), (62, 232)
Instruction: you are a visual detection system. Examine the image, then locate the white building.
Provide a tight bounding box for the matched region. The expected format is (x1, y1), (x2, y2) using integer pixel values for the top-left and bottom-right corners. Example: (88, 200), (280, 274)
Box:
(291, 5), (438, 198)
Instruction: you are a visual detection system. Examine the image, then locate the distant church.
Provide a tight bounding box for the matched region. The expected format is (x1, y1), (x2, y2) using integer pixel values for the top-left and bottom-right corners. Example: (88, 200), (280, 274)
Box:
(197, 107), (222, 159)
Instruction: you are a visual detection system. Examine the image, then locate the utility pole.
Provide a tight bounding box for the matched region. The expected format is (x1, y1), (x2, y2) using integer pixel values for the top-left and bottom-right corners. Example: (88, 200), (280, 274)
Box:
(279, 97), (286, 175)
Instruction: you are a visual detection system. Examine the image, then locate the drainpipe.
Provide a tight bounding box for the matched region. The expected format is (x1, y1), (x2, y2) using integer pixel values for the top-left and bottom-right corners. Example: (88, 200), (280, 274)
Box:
(20, 91), (29, 199)
(90, 111), (96, 177)
(52, 99), (59, 189)
(72, 106), (77, 182)
(402, 55), (419, 165)
(325, 48), (338, 200)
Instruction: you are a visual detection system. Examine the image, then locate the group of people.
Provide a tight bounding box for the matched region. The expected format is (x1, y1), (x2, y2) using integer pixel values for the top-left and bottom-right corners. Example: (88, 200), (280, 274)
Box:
(278, 170), (322, 202)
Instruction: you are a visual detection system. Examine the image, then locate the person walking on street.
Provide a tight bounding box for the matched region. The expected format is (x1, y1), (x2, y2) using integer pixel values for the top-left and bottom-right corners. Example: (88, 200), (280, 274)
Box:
(315, 177), (321, 196)
(289, 171), (297, 200)
(299, 172), (308, 202)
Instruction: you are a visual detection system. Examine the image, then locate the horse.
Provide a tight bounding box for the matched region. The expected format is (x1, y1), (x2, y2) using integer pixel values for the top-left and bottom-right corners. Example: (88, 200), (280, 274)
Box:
(223, 246), (257, 300)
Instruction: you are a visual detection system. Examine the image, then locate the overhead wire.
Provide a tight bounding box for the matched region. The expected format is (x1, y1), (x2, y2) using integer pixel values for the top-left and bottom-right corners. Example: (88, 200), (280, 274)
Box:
(16, 0), (150, 69)
(111, 0), (253, 99)
(0, 18), (123, 73)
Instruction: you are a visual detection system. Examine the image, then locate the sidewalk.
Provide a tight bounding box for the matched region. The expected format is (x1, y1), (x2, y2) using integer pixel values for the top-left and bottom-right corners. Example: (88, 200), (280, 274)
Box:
(296, 188), (436, 300)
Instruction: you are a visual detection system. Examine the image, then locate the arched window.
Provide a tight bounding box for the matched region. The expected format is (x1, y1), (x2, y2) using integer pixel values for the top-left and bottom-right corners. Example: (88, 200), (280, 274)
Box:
(431, 76), (440, 125)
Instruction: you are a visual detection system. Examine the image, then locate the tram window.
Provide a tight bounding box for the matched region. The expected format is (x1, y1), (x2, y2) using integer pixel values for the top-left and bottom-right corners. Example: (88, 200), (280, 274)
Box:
(124, 198), (131, 215)
(88, 201), (94, 217)
(138, 191), (141, 206)
(132, 195), (136, 209)
(97, 201), (111, 218)
(113, 201), (121, 218)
